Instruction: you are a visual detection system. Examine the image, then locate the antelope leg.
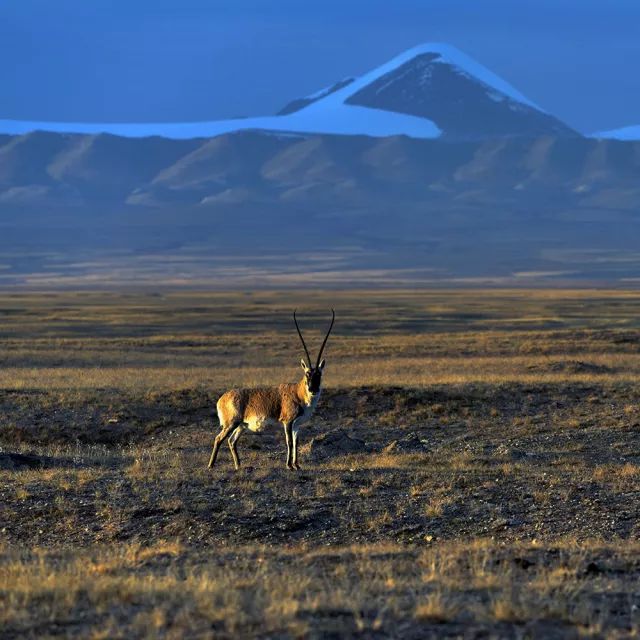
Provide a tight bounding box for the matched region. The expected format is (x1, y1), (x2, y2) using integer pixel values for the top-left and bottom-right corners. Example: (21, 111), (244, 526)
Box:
(227, 425), (244, 470)
(208, 423), (236, 469)
(292, 420), (301, 470)
(283, 422), (294, 469)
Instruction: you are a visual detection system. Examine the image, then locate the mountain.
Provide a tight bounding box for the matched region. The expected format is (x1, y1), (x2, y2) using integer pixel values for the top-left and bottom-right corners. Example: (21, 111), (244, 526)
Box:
(2, 130), (638, 208)
(0, 44), (577, 141)
(1, 43), (638, 286)
(279, 44), (578, 140)
(592, 125), (640, 141)
(1, 129), (639, 286)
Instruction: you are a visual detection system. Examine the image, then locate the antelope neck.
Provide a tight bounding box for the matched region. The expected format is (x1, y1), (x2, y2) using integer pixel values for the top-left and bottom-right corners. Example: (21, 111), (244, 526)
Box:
(297, 377), (318, 406)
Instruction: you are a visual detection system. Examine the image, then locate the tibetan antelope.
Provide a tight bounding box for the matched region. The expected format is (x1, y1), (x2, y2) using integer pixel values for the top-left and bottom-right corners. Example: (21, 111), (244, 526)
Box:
(208, 309), (335, 471)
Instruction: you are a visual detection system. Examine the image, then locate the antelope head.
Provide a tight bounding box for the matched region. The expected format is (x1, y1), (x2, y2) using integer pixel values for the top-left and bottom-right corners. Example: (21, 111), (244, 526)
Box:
(294, 308), (335, 398)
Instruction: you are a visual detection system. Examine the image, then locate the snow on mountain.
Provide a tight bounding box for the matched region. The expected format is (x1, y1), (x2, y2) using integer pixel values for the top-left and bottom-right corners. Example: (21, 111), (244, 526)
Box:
(277, 78), (356, 115)
(309, 43), (543, 112)
(591, 125), (640, 141)
(330, 43), (576, 139)
(0, 105), (441, 140)
(0, 43), (575, 141)
(303, 77), (356, 102)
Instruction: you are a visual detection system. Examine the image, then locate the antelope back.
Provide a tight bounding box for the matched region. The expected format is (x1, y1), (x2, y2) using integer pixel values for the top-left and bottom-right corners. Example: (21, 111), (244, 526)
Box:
(218, 385), (296, 425)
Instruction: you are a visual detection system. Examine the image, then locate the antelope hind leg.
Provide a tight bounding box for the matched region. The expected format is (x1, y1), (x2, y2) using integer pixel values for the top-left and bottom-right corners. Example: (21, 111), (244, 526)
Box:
(208, 423), (236, 469)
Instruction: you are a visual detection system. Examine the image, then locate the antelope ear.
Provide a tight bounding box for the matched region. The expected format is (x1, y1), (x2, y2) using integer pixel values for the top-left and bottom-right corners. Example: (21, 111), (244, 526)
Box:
(318, 359), (326, 370)
(301, 359), (310, 372)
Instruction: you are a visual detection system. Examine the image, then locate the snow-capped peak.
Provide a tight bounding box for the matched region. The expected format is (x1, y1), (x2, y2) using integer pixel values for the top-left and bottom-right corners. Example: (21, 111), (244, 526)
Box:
(306, 43), (543, 112)
(0, 43), (574, 141)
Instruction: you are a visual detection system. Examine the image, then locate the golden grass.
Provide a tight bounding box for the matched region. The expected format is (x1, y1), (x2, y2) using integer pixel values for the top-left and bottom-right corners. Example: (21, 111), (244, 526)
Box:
(0, 354), (639, 392)
(0, 288), (638, 392)
(2, 541), (639, 637)
(2, 289), (640, 637)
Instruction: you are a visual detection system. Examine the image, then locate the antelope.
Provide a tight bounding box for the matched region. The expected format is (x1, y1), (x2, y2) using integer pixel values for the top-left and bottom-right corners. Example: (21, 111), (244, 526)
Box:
(208, 309), (335, 471)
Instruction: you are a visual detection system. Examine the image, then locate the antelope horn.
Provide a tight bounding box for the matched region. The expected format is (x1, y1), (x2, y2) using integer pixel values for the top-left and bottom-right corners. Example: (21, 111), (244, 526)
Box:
(293, 309), (312, 368)
(315, 309), (335, 368)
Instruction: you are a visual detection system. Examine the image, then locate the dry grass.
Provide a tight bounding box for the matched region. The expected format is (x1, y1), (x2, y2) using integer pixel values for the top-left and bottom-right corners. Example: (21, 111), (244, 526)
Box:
(1, 541), (639, 638)
(1, 289), (640, 637)
(2, 352), (640, 391)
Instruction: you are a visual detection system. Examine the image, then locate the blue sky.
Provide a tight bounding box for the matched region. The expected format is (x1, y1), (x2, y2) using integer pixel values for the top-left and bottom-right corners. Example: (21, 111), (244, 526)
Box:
(1, 0), (638, 132)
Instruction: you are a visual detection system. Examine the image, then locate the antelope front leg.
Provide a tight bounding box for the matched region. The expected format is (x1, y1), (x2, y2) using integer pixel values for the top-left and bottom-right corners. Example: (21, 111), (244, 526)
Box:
(227, 425), (244, 471)
(283, 422), (294, 470)
(291, 421), (301, 470)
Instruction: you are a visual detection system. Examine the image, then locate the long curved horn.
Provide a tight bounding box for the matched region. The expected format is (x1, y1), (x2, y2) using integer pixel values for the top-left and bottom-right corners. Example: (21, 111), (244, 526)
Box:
(315, 309), (335, 367)
(293, 309), (312, 367)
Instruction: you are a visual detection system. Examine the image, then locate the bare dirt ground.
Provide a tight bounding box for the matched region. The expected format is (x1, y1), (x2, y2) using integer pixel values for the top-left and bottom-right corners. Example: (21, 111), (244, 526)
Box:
(1, 290), (640, 638)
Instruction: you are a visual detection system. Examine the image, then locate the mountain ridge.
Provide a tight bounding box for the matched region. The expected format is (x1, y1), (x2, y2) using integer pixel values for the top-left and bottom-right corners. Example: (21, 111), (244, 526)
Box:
(0, 129), (638, 208)
(0, 129), (639, 286)
(0, 44), (638, 285)
(0, 43), (577, 141)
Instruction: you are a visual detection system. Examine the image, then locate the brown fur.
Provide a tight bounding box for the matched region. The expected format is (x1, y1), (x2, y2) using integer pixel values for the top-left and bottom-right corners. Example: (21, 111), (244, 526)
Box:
(217, 380), (310, 428)
(208, 375), (318, 471)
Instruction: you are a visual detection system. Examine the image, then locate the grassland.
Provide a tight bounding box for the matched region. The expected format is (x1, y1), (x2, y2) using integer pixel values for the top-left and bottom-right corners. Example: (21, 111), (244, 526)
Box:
(1, 290), (640, 638)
